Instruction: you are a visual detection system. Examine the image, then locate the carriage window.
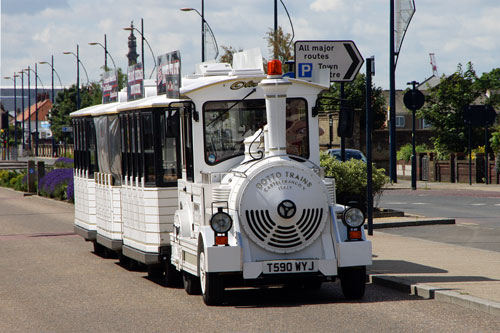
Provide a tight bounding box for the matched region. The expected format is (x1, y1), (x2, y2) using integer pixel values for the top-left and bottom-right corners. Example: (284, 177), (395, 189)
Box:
(203, 98), (308, 165)
(160, 110), (180, 186)
(182, 107), (194, 181)
(120, 115), (128, 178)
(87, 118), (97, 176)
(130, 113), (137, 178)
(142, 112), (155, 184)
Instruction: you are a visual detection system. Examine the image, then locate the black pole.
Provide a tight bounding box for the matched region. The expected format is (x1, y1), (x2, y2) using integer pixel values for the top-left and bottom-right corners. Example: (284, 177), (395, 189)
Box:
(366, 57), (374, 236)
(468, 122), (472, 186)
(13, 74), (17, 151)
(141, 18), (145, 77)
(201, 1), (205, 62)
(389, 0), (397, 183)
(104, 34), (108, 70)
(340, 82), (346, 162)
(274, 0), (278, 59)
(35, 63), (38, 156)
(27, 66), (31, 151)
(410, 81), (418, 190)
(328, 113), (333, 149)
(77, 45), (80, 110)
(51, 55), (56, 157)
(485, 125), (489, 184)
(21, 71), (25, 149)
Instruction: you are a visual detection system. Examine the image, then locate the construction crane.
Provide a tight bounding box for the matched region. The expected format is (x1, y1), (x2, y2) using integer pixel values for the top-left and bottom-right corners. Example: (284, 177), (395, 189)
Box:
(429, 53), (439, 77)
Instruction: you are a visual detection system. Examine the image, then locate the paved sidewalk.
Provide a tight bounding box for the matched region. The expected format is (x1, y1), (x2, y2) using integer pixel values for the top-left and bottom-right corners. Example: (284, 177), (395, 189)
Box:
(369, 179), (500, 316)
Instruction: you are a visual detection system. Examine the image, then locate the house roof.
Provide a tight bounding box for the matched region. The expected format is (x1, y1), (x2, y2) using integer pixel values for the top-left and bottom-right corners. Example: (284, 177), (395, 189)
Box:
(16, 99), (52, 122)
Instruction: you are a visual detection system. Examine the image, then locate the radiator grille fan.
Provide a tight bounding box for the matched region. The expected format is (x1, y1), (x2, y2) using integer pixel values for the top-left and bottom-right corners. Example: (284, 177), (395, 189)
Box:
(244, 208), (324, 252)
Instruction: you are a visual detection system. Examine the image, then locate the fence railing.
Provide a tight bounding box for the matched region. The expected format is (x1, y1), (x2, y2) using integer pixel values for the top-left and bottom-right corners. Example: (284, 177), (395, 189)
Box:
(0, 144), (74, 160)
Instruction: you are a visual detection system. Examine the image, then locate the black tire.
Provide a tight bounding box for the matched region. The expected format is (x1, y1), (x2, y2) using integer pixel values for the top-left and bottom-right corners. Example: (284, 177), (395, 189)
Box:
(147, 264), (164, 278)
(303, 278), (323, 290)
(164, 260), (182, 287)
(198, 249), (224, 306)
(183, 272), (201, 295)
(339, 266), (366, 299)
(93, 241), (104, 255)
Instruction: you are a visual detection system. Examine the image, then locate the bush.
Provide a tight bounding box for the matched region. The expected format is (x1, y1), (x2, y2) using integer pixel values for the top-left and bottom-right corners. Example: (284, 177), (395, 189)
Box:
(38, 168), (74, 201)
(320, 151), (389, 208)
(397, 143), (430, 162)
(54, 157), (74, 169)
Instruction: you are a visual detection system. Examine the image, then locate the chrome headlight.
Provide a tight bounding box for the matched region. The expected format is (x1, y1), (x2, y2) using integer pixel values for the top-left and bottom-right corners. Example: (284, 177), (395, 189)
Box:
(210, 211), (233, 233)
(342, 207), (365, 228)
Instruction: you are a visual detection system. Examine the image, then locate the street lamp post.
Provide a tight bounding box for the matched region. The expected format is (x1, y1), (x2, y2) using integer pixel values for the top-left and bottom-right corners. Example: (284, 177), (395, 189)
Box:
(39, 55), (62, 157)
(89, 35), (117, 72)
(3, 74), (20, 155)
(123, 21), (157, 79)
(180, 3), (219, 62)
(19, 70), (26, 149)
(23, 66), (47, 156)
(63, 45), (90, 110)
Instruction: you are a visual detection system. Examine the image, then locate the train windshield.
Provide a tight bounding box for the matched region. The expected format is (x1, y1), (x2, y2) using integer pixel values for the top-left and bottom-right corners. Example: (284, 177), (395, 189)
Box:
(203, 98), (308, 165)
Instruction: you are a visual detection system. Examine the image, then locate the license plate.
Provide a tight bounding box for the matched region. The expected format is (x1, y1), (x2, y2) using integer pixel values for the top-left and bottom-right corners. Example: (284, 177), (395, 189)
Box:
(262, 260), (318, 274)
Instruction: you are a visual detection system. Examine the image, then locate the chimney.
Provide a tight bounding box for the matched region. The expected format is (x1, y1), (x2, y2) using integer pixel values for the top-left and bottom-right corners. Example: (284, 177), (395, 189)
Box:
(258, 60), (291, 157)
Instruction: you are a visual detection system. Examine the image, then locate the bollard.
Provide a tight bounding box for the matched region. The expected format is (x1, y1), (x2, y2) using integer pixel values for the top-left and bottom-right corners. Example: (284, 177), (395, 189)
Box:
(27, 160), (36, 193)
(37, 161), (45, 195)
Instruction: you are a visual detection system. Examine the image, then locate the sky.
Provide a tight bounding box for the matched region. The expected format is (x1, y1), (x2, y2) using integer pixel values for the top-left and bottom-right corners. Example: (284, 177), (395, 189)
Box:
(1, 0), (500, 92)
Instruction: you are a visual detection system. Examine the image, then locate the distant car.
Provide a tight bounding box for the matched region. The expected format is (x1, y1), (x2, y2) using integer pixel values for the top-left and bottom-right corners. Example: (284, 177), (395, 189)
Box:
(327, 148), (367, 163)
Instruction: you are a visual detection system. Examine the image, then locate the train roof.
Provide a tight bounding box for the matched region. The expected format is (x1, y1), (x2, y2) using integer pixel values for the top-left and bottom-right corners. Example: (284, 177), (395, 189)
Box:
(116, 95), (188, 112)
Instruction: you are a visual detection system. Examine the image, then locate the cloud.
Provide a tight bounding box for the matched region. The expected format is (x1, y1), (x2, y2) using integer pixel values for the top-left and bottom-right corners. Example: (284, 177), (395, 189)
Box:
(310, 0), (344, 12)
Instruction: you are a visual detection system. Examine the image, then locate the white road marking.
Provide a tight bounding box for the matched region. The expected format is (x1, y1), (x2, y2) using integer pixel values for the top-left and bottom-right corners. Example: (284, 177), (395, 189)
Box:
(471, 203), (486, 206)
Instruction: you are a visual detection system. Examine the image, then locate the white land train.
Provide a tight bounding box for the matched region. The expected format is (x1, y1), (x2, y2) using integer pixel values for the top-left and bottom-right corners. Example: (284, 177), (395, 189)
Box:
(71, 52), (371, 306)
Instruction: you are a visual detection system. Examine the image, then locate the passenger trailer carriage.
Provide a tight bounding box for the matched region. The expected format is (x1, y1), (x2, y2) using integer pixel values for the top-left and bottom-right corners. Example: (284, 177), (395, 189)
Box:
(71, 49), (371, 305)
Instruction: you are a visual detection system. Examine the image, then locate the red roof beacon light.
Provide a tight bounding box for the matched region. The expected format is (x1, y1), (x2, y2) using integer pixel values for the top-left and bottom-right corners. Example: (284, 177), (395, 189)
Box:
(267, 59), (283, 76)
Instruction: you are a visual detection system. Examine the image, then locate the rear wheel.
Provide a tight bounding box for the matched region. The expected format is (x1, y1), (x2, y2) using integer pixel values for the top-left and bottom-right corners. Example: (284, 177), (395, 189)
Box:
(199, 249), (224, 306)
(183, 272), (201, 295)
(339, 266), (366, 299)
(147, 264), (163, 278)
(164, 259), (182, 287)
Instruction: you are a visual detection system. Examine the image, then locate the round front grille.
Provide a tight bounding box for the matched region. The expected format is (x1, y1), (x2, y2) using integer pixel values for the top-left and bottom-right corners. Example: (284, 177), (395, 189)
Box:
(245, 208), (324, 249)
(237, 161), (329, 254)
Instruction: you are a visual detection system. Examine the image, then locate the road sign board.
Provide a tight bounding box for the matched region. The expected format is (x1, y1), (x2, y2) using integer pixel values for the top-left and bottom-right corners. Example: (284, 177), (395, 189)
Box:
(403, 89), (425, 110)
(463, 105), (497, 126)
(62, 126), (73, 133)
(294, 40), (364, 82)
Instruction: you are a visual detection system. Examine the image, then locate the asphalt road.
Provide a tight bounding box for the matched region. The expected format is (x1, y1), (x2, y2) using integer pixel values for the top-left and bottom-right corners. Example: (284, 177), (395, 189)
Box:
(378, 188), (500, 252)
(1, 187), (500, 332)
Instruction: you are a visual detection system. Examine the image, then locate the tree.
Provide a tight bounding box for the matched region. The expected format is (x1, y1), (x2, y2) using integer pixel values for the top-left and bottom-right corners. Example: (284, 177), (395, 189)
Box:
(265, 26), (293, 63)
(320, 73), (387, 130)
(417, 62), (482, 154)
(219, 45), (242, 64)
(50, 82), (102, 141)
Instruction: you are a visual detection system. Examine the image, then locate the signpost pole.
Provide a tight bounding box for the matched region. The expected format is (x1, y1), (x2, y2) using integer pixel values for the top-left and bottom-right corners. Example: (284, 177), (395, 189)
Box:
(485, 124), (489, 184)
(469, 121), (472, 186)
(365, 57), (374, 236)
(340, 82), (346, 162)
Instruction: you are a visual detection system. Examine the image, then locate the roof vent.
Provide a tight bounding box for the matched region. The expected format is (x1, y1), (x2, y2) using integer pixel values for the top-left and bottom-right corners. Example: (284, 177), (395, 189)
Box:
(196, 62), (232, 76)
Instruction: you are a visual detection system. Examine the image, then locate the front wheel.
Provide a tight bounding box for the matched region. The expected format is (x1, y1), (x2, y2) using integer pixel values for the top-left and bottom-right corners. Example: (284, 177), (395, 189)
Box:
(339, 266), (366, 299)
(199, 248), (224, 306)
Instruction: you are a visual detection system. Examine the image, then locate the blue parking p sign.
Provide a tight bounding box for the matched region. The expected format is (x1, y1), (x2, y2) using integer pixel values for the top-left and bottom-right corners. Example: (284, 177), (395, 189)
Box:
(298, 63), (313, 78)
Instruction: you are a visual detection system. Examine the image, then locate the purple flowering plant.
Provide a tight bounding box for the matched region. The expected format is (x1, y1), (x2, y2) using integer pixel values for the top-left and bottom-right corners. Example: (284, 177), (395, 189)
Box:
(39, 168), (74, 202)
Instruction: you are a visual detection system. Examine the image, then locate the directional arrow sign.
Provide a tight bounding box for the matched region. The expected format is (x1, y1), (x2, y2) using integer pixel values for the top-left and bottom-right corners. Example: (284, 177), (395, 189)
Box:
(294, 40), (364, 82)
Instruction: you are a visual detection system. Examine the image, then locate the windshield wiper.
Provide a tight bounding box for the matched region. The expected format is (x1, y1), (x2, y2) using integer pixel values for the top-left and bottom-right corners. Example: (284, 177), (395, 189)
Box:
(207, 88), (257, 127)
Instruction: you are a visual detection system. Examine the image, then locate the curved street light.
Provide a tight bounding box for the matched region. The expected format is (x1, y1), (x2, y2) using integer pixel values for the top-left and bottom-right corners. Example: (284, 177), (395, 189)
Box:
(3, 74), (20, 152)
(180, 6), (219, 62)
(123, 20), (157, 79)
(63, 51), (90, 85)
(22, 65), (47, 156)
(89, 34), (117, 72)
(39, 59), (64, 89)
